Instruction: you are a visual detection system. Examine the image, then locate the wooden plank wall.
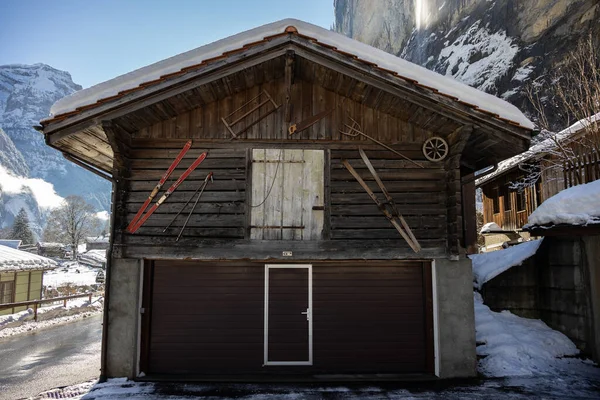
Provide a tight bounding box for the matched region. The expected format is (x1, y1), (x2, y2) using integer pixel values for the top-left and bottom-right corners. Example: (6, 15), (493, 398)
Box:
(481, 170), (539, 231)
(134, 78), (445, 142)
(116, 79), (457, 256)
(330, 149), (446, 252)
(124, 142), (247, 240)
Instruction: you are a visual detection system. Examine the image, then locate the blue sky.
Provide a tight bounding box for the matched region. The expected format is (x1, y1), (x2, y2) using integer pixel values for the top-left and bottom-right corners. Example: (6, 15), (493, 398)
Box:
(0, 0), (334, 88)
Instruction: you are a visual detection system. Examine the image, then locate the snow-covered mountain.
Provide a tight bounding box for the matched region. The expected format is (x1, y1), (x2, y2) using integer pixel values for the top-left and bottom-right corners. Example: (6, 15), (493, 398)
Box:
(0, 63), (111, 211)
(0, 127), (28, 177)
(334, 0), (599, 131)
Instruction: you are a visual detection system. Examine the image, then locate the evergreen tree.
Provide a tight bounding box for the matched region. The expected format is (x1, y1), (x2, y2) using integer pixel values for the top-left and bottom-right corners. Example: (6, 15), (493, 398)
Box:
(11, 208), (35, 245)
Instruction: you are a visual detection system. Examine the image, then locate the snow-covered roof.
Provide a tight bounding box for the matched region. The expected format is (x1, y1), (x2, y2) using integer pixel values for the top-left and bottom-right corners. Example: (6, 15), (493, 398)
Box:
(0, 244), (57, 272)
(85, 236), (109, 244)
(46, 19), (533, 130)
(524, 180), (600, 229)
(36, 242), (65, 249)
(0, 240), (21, 249)
(469, 239), (543, 289)
(476, 113), (600, 187)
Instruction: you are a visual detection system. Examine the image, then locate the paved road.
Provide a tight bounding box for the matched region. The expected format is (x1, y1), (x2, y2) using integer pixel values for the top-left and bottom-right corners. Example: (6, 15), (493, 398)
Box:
(0, 314), (102, 400)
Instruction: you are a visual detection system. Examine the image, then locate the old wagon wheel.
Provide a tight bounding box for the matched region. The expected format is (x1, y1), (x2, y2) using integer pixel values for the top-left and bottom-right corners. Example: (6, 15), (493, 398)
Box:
(422, 136), (449, 162)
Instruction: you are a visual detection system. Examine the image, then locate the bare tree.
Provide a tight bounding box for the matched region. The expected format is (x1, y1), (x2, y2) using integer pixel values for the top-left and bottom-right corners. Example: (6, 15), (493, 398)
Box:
(520, 34), (600, 189)
(44, 195), (100, 259)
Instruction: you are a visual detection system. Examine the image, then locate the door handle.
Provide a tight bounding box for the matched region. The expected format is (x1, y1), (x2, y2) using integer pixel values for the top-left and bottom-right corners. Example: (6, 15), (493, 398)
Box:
(301, 308), (310, 321)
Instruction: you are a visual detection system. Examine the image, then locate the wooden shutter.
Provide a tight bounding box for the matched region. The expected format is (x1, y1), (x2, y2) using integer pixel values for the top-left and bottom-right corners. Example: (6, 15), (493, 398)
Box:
(250, 149), (324, 240)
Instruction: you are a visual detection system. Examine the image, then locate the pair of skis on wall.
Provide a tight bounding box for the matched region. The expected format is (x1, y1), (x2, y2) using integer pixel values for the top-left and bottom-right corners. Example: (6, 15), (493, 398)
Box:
(342, 148), (422, 253)
(127, 140), (209, 234)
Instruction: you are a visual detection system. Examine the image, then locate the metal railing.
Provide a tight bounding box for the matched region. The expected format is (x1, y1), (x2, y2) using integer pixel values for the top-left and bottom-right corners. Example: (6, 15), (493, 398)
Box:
(0, 292), (97, 321)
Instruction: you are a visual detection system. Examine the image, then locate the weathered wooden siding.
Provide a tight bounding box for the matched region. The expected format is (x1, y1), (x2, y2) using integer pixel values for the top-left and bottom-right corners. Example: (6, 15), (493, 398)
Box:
(113, 77), (466, 258)
(134, 78), (450, 142)
(125, 143), (247, 240)
(330, 149), (446, 251)
(481, 170), (539, 231)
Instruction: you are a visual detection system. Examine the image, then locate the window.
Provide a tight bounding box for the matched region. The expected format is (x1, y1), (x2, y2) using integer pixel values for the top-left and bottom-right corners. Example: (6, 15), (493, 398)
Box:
(492, 187), (500, 214)
(0, 281), (15, 304)
(517, 190), (527, 212)
(503, 186), (512, 211)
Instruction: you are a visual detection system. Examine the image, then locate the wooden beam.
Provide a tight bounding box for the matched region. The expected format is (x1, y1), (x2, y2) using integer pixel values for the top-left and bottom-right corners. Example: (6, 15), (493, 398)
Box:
(101, 120), (131, 176)
(113, 239), (446, 260)
(284, 50), (295, 123)
(44, 37), (293, 142)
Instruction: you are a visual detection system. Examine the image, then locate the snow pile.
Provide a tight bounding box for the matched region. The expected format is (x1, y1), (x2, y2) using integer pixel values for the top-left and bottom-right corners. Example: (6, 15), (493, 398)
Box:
(0, 296), (103, 338)
(0, 244), (57, 272)
(525, 180), (600, 228)
(480, 222), (502, 234)
(438, 21), (519, 94)
(470, 240), (543, 289)
(48, 19), (533, 129)
(0, 165), (64, 209)
(78, 249), (107, 268)
(474, 292), (581, 377)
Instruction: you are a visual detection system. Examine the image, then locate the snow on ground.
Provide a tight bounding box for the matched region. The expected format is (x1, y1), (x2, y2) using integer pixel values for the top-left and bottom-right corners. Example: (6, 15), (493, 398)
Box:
(525, 180), (600, 228)
(44, 261), (99, 287)
(469, 240), (543, 289)
(32, 374), (600, 400)
(0, 296), (102, 339)
(474, 292), (585, 378)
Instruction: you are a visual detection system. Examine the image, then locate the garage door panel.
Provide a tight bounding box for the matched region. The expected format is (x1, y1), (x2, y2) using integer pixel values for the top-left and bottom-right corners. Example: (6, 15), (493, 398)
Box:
(144, 261), (433, 376)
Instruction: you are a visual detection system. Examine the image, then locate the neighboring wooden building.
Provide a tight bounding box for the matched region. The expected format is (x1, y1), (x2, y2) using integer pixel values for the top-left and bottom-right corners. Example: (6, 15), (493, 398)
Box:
(36, 242), (66, 258)
(85, 235), (110, 251)
(477, 114), (599, 249)
(0, 245), (57, 316)
(39, 20), (532, 380)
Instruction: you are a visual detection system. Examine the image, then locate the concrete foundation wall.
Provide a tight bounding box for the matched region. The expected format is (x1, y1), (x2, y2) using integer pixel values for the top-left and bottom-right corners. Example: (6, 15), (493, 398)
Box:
(105, 258), (142, 379)
(435, 258), (477, 378)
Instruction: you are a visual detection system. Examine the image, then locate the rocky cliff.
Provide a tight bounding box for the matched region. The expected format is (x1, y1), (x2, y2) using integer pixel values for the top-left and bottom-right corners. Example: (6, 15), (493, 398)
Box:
(334, 0), (599, 131)
(0, 63), (111, 211)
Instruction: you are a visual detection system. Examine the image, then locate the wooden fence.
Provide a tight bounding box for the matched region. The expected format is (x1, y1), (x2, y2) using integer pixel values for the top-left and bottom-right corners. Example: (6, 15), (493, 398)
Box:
(0, 292), (97, 321)
(563, 149), (600, 188)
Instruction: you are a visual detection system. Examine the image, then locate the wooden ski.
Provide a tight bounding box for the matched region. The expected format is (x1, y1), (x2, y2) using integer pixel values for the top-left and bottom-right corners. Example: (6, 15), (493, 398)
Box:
(161, 172), (213, 233)
(358, 148), (421, 252)
(127, 140), (192, 232)
(341, 159), (420, 253)
(176, 172), (213, 242)
(129, 152), (208, 234)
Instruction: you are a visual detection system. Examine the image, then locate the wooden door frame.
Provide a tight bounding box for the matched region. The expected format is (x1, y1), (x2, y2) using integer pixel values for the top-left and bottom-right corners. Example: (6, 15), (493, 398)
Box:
(263, 264), (313, 366)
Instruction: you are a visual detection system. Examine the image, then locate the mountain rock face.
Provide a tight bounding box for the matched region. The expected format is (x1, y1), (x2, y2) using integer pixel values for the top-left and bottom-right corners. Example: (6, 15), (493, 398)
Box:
(0, 64), (111, 211)
(334, 0), (599, 131)
(0, 127), (28, 176)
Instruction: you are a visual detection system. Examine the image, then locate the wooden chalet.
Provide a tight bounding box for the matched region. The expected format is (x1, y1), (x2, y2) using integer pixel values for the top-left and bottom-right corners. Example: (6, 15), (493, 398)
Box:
(0, 245), (56, 316)
(39, 20), (533, 380)
(478, 114), (600, 238)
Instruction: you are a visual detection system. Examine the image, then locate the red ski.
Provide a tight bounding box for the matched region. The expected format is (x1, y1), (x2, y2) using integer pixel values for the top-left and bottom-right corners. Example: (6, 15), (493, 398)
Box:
(128, 152), (208, 234)
(127, 140), (192, 233)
